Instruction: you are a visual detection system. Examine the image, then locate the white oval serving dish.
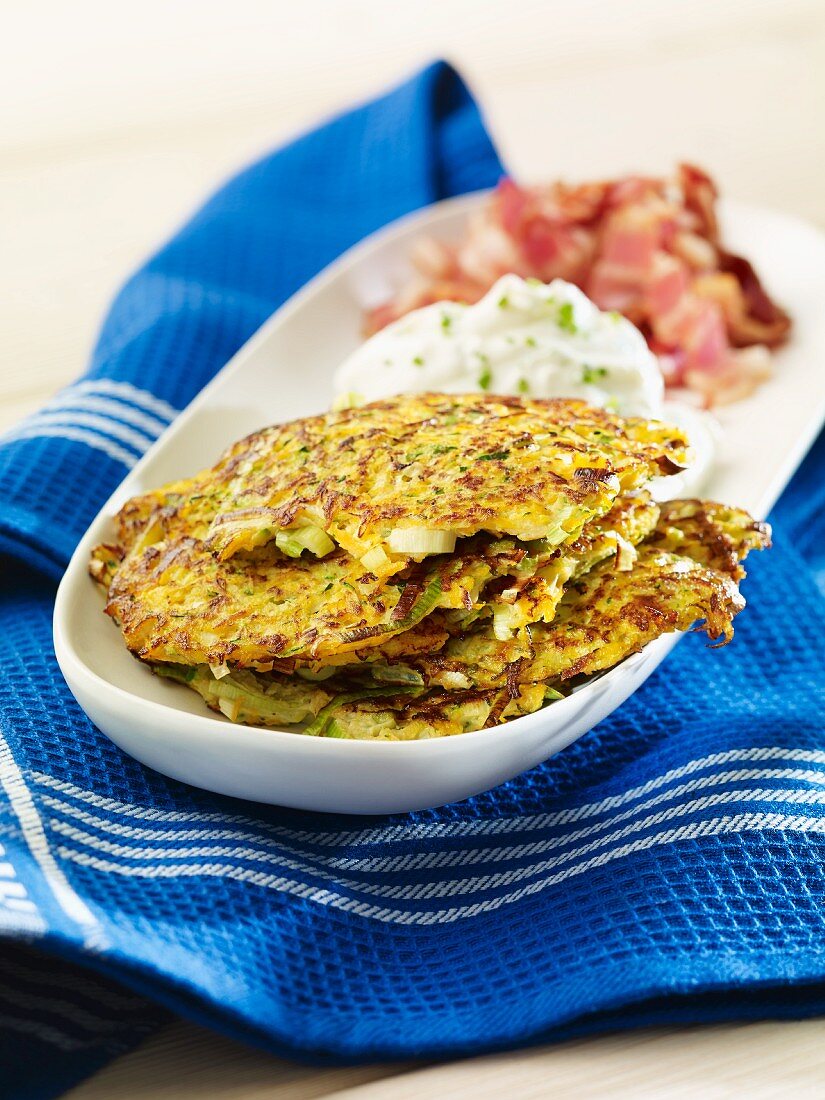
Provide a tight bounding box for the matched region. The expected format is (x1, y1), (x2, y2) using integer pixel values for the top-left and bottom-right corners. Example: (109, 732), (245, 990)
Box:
(54, 193), (825, 813)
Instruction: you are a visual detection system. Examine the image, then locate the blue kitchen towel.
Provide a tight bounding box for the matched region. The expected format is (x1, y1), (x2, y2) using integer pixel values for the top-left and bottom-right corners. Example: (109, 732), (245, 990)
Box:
(0, 60), (824, 1100)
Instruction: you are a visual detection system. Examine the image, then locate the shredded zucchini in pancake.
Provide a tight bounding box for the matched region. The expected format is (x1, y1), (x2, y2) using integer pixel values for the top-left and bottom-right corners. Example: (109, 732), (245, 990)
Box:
(89, 396), (768, 740)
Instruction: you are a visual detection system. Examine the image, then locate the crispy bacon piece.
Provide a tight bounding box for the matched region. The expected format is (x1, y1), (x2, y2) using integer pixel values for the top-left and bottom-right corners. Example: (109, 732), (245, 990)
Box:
(715, 252), (792, 346)
(364, 164), (791, 405)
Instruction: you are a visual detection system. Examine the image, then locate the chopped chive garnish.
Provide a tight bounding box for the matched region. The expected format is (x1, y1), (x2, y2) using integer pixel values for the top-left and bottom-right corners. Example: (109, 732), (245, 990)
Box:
(581, 365), (608, 384)
(558, 302), (577, 333)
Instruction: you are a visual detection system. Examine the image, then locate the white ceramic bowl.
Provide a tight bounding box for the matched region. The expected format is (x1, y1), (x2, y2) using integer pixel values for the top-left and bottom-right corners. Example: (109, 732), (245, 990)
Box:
(53, 194), (825, 813)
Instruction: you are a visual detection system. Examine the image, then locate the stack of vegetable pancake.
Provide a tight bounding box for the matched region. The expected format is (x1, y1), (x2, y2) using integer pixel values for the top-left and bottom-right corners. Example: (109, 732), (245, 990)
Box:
(90, 394), (769, 740)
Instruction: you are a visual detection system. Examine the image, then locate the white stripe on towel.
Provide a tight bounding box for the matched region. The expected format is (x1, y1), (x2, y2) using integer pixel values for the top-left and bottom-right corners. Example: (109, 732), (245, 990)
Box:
(70, 380), (179, 421)
(56, 812), (825, 926)
(0, 742), (105, 949)
(30, 748), (825, 848)
(14, 412), (155, 454)
(41, 393), (168, 438)
(50, 790), (825, 905)
(40, 773), (825, 878)
(1, 426), (137, 468)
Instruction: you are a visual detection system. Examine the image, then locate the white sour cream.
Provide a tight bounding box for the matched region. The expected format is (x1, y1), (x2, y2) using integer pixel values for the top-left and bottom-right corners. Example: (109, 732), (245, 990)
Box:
(336, 274), (664, 417)
(334, 273), (714, 497)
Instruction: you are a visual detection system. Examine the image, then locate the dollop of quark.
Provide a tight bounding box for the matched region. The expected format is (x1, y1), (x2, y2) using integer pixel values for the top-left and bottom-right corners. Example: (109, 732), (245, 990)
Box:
(334, 273), (714, 497)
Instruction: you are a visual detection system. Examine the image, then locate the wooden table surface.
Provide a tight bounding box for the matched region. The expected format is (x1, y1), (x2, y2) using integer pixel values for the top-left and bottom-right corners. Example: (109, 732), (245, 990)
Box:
(3, 1), (824, 1095)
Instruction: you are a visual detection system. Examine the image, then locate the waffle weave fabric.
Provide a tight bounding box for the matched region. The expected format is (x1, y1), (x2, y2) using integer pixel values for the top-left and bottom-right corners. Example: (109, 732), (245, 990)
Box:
(0, 61), (823, 1100)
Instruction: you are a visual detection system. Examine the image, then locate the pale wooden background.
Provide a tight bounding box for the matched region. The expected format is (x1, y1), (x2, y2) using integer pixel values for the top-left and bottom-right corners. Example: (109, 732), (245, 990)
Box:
(2, 1), (824, 1095)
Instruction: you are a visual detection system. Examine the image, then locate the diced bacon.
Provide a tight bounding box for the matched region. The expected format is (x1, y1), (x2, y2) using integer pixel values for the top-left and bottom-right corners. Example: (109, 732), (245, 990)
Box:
(364, 301), (402, 336)
(659, 218), (679, 251)
(410, 236), (456, 280)
(520, 217), (563, 268)
(607, 176), (658, 208)
(672, 231), (717, 271)
(364, 165), (791, 405)
(599, 216), (660, 271)
(551, 180), (610, 223)
(679, 163), (719, 241)
(646, 254), (690, 319)
(585, 268), (640, 314)
(457, 215), (521, 286)
(683, 301), (730, 373)
(686, 345), (772, 406)
(586, 206), (664, 315)
(716, 252), (792, 346)
(655, 348), (688, 387)
(497, 177), (530, 235)
(522, 221), (592, 282)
